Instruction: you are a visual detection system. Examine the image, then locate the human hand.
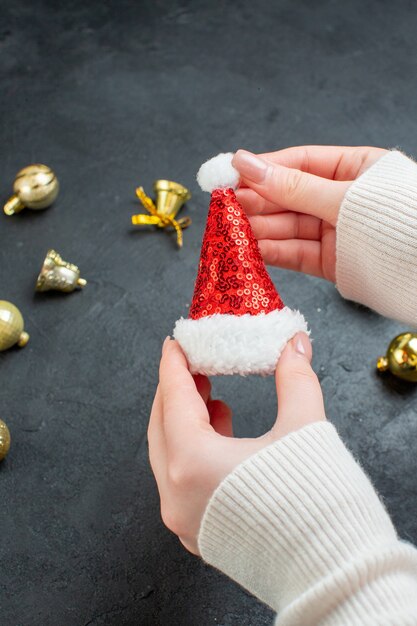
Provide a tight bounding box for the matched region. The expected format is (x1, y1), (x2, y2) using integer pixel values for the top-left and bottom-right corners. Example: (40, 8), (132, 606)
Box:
(232, 146), (387, 282)
(148, 333), (326, 556)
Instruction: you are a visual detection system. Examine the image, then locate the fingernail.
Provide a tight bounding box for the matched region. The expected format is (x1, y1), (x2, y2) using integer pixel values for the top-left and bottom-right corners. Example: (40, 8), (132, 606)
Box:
(162, 336), (171, 353)
(292, 333), (310, 358)
(233, 150), (268, 183)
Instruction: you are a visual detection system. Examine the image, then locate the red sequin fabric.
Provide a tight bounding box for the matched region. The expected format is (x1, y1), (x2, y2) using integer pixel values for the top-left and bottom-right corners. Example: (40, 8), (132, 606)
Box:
(189, 188), (284, 319)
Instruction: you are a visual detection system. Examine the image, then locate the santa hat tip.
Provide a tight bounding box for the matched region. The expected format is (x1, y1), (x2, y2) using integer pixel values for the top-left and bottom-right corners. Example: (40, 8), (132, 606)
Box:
(197, 152), (240, 193)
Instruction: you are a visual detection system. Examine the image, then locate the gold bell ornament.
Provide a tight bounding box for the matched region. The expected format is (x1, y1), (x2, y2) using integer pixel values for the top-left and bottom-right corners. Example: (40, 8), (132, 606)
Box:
(4, 164), (59, 216)
(36, 249), (87, 293)
(0, 301), (29, 351)
(377, 332), (417, 382)
(131, 180), (191, 247)
(0, 420), (11, 462)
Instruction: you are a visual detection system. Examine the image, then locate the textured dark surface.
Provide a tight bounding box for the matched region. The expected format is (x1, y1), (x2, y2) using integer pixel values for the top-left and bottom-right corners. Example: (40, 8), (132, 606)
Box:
(1, 1), (417, 624)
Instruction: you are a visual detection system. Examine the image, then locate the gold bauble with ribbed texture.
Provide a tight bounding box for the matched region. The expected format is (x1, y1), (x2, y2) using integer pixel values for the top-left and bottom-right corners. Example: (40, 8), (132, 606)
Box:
(0, 301), (29, 351)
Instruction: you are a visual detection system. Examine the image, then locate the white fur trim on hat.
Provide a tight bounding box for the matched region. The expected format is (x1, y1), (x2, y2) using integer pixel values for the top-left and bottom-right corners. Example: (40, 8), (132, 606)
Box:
(197, 152), (240, 193)
(173, 307), (308, 376)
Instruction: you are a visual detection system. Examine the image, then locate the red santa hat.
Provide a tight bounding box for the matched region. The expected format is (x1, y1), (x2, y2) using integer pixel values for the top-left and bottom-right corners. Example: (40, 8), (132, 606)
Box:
(173, 153), (308, 376)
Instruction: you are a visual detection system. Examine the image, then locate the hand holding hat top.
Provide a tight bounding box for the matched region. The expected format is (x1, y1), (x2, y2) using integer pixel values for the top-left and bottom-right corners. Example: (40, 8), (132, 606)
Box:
(233, 145), (387, 281)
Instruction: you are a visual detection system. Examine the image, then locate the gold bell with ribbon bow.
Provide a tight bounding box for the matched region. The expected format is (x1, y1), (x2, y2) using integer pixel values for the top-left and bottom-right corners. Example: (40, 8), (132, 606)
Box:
(131, 180), (191, 247)
(377, 332), (417, 382)
(36, 249), (87, 293)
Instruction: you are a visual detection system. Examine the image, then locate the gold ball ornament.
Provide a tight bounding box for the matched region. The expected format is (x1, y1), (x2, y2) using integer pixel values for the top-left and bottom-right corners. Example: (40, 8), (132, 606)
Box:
(377, 332), (417, 382)
(0, 420), (11, 461)
(4, 164), (59, 216)
(0, 301), (29, 351)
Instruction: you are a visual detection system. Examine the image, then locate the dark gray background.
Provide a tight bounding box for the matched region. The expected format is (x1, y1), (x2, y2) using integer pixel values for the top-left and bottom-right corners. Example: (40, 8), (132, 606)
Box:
(1, 1), (416, 624)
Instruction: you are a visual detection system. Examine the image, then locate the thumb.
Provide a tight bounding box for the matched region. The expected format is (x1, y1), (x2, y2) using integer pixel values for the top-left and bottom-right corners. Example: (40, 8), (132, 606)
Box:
(271, 333), (326, 440)
(232, 150), (349, 225)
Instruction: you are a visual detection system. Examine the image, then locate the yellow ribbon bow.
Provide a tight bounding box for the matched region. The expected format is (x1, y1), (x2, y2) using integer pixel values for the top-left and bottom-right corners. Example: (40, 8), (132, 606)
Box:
(131, 186), (192, 248)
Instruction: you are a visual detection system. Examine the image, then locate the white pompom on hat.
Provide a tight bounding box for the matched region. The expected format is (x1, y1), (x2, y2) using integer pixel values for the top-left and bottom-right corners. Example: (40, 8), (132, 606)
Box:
(196, 152), (240, 192)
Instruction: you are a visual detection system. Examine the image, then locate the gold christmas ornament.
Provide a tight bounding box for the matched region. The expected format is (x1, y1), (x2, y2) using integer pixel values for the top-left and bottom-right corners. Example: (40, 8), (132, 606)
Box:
(377, 332), (417, 382)
(0, 301), (29, 351)
(131, 180), (191, 247)
(0, 420), (11, 462)
(36, 249), (87, 293)
(4, 164), (59, 216)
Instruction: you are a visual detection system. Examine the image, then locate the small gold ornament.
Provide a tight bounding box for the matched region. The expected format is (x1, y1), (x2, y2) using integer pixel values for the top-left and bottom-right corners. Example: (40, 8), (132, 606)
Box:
(377, 332), (417, 382)
(4, 164), (59, 216)
(0, 301), (29, 351)
(0, 420), (11, 461)
(131, 180), (191, 248)
(36, 249), (87, 293)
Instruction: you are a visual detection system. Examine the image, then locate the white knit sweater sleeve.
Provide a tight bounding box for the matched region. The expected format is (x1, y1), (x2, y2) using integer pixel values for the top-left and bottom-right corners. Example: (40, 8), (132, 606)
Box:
(336, 150), (417, 325)
(198, 422), (417, 625)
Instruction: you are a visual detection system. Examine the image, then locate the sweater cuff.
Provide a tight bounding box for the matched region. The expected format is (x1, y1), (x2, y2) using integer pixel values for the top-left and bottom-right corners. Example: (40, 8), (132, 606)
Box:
(336, 150), (417, 325)
(198, 422), (416, 621)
